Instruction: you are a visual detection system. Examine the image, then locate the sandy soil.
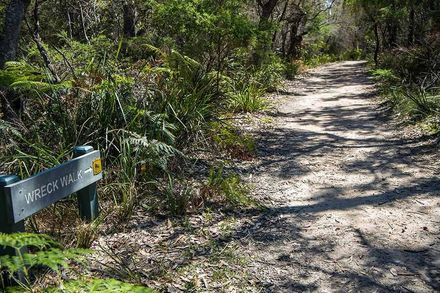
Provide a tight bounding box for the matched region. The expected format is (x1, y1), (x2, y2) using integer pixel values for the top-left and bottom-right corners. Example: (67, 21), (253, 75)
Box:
(240, 61), (440, 292)
(93, 61), (439, 292)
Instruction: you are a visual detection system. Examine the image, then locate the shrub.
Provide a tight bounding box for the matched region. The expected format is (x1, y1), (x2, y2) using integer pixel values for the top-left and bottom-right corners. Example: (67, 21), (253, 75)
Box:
(202, 165), (256, 207)
(284, 61), (302, 80)
(0, 233), (156, 292)
(340, 48), (364, 61)
(369, 68), (399, 83)
(305, 54), (337, 67)
(227, 84), (267, 113)
(209, 121), (256, 160)
(252, 54), (286, 91)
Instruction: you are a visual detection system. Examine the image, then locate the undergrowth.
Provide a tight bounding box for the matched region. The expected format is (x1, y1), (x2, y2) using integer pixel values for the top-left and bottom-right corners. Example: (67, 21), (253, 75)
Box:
(209, 121), (256, 160)
(370, 41), (440, 132)
(201, 165), (258, 207)
(0, 1), (284, 287)
(0, 233), (155, 292)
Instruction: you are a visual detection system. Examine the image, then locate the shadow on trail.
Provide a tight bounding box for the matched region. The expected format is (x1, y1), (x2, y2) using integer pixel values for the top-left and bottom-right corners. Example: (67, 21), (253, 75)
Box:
(203, 61), (439, 291)
(251, 124), (438, 180)
(98, 61), (439, 292)
(220, 61), (440, 291)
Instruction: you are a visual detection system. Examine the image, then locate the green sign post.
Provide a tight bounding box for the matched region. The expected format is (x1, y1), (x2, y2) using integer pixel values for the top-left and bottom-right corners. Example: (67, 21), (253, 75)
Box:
(0, 146), (102, 286)
(0, 146), (102, 229)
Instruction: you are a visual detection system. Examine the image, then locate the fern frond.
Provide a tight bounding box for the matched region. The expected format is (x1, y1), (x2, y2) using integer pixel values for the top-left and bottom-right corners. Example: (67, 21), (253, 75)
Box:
(0, 233), (57, 250)
(0, 61), (72, 94)
(49, 278), (157, 292)
(0, 119), (22, 139)
(10, 80), (72, 93)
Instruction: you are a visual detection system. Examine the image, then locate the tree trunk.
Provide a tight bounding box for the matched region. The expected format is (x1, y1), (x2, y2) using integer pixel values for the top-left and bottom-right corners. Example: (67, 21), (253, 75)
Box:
(253, 0), (279, 65)
(281, 27), (287, 56)
(408, 6), (415, 46)
(374, 22), (380, 66)
(123, 1), (136, 38)
(287, 13), (306, 60)
(0, 0), (30, 121)
(287, 33), (303, 59)
(0, 0), (31, 68)
(388, 23), (397, 48)
(258, 0), (279, 28)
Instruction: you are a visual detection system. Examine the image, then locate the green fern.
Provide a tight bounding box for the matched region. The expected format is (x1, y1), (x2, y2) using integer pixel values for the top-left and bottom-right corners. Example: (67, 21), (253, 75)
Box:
(124, 130), (183, 170)
(0, 233), (58, 251)
(51, 278), (157, 292)
(0, 62), (71, 94)
(0, 120), (22, 140)
(0, 234), (89, 275)
(0, 233), (156, 293)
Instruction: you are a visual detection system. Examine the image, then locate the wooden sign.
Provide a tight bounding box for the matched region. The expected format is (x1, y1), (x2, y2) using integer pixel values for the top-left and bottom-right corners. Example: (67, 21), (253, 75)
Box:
(2, 151), (102, 224)
(0, 146), (102, 234)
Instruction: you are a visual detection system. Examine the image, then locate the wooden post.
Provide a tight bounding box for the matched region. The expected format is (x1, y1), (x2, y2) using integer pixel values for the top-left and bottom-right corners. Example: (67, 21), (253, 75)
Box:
(0, 175), (27, 287)
(0, 175), (25, 235)
(73, 146), (99, 222)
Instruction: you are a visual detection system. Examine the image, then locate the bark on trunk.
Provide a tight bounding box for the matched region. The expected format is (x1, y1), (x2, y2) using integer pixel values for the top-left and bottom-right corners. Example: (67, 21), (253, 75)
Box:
(258, 0), (279, 27)
(123, 1), (136, 38)
(0, 0), (30, 121)
(374, 22), (380, 66)
(287, 15), (306, 60)
(0, 0), (31, 68)
(408, 6), (415, 46)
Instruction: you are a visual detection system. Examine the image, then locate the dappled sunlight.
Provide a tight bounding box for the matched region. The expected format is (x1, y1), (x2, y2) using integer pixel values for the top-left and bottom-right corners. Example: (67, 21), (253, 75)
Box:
(227, 61), (440, 292)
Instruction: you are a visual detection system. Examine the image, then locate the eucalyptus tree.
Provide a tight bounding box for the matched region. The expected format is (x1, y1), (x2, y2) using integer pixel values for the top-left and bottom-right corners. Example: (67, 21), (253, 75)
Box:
(0, 0), (30, 68)
(269, 0), (335, 59)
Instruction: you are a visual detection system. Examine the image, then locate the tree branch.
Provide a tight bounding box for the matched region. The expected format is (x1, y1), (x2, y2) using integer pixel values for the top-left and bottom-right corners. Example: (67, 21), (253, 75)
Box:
(25, 0), (60, 83)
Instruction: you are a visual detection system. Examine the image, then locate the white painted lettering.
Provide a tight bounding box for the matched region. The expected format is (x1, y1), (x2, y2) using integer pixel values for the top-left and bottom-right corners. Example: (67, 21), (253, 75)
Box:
(41, 185), (47, 197)
(47, 182), (53, 194)
(53, 179), (59, 191)
(68, 173), (74, 184)
(60, 175), (68, 187)
(34, 188), (41, 200)
(25, 191), (34, 204)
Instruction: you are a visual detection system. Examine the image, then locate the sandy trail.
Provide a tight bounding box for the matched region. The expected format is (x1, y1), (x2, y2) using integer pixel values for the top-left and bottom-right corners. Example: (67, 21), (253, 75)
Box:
(243, 61), (440, 292)
(93, 61), (439, 292)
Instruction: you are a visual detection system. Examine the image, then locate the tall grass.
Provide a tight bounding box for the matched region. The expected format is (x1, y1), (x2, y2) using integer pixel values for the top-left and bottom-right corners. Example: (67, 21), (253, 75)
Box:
(0, 35), (278, 220)
(372, 64), (440, 131)
(227, 84), (267, 113)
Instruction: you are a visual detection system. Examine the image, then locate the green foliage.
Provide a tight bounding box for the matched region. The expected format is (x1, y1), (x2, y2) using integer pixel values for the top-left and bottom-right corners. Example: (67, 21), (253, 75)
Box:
(373, 67), (440, 131)
(340, 48), (364, 61)
(227, 84), (268, 113)
(305, 54), (337, 67)
(204, 165), (256, 207)
(0, 120), (22, 142)
(151, 0), (257, 63)
(0, 233), (156, 292)
(252, 55), (286, 91)
(0, 233), (58, 251)
(0, 233), (88, 290)
(210, 122), (256, 160)
(48, 278), (157, 292)
(389, 88), (440, 123)
(369, 68), (398, 82)
(371, 33), (440, 131)
(0, 62), (71, 94)
(284, 61), (303, 80)
(161, 175), (195, 216)
(158, 49), (219, 139)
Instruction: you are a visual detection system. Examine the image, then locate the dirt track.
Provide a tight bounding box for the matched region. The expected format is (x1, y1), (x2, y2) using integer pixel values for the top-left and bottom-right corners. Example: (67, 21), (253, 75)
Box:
(93, 61), (440, 292)
(242, 61), (440, 292)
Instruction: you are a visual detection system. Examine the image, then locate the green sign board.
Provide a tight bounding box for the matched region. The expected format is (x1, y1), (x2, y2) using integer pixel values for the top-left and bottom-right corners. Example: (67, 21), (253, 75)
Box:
(0, 146), (102, 232)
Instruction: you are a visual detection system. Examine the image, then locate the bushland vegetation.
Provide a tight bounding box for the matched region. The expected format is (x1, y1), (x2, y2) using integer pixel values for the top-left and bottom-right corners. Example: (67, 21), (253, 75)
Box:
(339, 0), (440, 131)
(0, 0), (438, 291)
